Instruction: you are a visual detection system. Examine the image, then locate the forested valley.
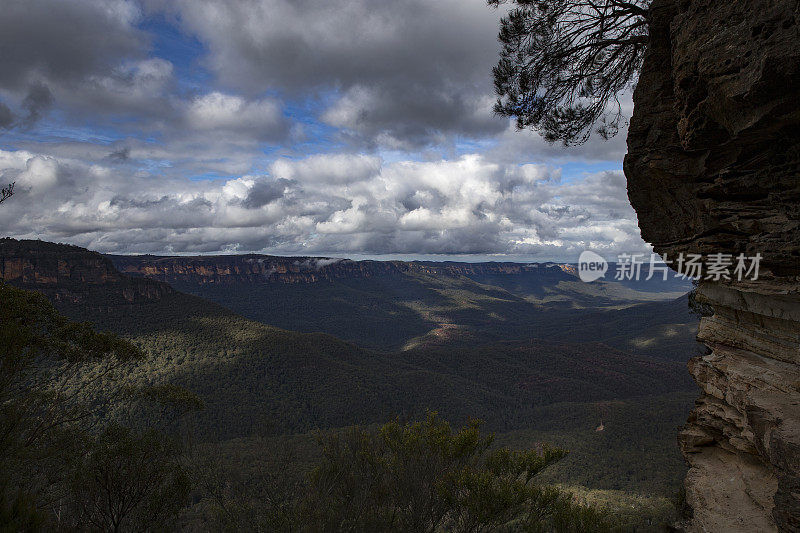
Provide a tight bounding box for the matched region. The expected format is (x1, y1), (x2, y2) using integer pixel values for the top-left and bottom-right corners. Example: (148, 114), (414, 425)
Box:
(1, 239), (700, 530)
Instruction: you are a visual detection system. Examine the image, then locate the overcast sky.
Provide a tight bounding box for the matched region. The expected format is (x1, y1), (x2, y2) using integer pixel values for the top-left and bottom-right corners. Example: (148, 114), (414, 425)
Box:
(0, 0), (648, 261)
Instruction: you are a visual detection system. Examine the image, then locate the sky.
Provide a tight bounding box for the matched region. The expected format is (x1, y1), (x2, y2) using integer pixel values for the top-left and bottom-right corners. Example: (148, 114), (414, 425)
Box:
(0, 0), (650, 262)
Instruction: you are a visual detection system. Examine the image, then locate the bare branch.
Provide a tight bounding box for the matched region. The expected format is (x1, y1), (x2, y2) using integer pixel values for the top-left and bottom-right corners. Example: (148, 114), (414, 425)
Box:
(1, 181), (14, 204)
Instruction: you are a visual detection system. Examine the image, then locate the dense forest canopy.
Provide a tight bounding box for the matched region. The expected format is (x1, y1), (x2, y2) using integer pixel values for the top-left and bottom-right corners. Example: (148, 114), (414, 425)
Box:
(0, 283), (193, 530)
(1, 282), (623, 530)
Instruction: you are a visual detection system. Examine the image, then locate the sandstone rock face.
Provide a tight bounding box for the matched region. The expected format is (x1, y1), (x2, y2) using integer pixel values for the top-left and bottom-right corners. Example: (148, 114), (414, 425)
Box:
(109, 253), (578, 285)
(0, 238), (173, 304)
(624, 0), (800, 530)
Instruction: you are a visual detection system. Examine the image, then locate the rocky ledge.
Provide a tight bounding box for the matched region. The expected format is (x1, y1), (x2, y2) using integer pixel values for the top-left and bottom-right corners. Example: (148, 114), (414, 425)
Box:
(0, 238), (173, 304)
(624, 0), (800, 530)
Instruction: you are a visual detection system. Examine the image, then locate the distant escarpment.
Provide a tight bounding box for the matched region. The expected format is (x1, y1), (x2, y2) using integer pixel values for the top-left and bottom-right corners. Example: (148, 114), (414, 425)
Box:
(1, 238), (173, 303)
(624, 0), (800, 530)
(0, 239), (696, 444)
(0, 239), (192, 330)
(110, 252), (694, 354)
(109, 254), (578, 285)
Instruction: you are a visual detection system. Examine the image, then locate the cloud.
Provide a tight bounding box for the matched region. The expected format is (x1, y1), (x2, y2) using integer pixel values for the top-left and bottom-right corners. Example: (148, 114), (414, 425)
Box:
(156, 0), (508, 148)
(0, 101), (14, 130)
(312, 258), (342, 268)
(0, 2), (290, 144)
(0, 147), (648, 260)
(485, 91), (634, 165)
(322, 86), (501, 150)
(18, 155), (60, 191)
(241, 178), (293, 209)
(0, 83), (56, 132)
(270, 154), (381, 185)
(186, 92), (289, 140)
(64, 58), (176, 118)
(0, 1), (182, 133)
(20, 83), (54, 128)
(0, 0), (627, 186)
(106, 147), (131, 163)
(0, 0), (145, 90)
(0, 0), (640, 261)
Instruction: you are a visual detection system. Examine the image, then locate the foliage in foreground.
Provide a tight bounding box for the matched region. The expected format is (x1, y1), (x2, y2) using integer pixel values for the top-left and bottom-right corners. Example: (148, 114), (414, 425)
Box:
(0, 282), (646, 531)
(208, 413), (611, 532)
(0, 283), (194, 531)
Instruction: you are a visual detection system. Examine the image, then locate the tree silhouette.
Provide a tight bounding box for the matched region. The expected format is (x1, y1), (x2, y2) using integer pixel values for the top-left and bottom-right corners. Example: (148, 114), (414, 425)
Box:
(1, 182), (13, 204)
(490, 0), (650, 144)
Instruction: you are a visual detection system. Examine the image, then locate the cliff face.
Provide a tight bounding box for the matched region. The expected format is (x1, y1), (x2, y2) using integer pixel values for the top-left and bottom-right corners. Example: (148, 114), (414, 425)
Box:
(624, 0), (800, 530)
(0, 238), (173, 304)
(109, 254), (578, 285)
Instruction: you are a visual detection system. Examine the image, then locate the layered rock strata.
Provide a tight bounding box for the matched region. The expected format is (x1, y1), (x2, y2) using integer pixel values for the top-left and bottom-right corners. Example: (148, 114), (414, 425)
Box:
(109, 254), (577, 285)
(624, 0), (800, 529)
(0, 238), (173, 304)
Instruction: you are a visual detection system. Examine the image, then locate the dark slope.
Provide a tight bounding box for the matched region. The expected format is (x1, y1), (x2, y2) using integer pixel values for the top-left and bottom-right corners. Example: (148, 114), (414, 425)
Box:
(1, 238), (696, 440)
(109, 252), (695, 354)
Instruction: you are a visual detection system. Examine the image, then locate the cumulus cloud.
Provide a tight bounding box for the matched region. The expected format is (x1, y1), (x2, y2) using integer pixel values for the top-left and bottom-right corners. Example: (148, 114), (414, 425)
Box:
(65, 58), (176, 119)
(154, 0), (508, 148)
(0, 0), (182, 135)
(0, 1), (289, 147)
(271, 154), (381, 185)
(18, 155), (60, 191)
(0, 0), (642, 260)
(0, 147), (647, 260)
(0, 0), (145, 90)
(186, 92), (289, 140)
(241, 178), (293, 209)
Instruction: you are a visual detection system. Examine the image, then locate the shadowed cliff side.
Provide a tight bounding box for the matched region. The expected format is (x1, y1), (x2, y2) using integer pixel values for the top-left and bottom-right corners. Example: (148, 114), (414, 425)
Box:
(0, 238), (174, 305)
(624, 0), (800, 531)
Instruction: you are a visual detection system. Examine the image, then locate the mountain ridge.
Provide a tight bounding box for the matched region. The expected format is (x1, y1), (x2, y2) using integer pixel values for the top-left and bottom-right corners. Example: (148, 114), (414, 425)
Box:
(109, 252), (580, 285)
(105, 248), (694, 353)
(0, 237), (174, 305)
(0, 237), (697, 440)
